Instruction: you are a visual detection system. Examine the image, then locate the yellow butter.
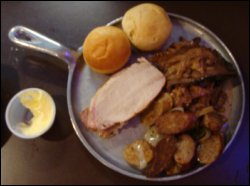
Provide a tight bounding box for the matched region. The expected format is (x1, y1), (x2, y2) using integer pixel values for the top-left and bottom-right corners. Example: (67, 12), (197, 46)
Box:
(19, 89), (55, 136)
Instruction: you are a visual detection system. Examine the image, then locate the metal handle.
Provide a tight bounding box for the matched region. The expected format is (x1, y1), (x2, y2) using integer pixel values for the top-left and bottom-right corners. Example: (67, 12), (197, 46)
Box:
(8, 26), (79, 65)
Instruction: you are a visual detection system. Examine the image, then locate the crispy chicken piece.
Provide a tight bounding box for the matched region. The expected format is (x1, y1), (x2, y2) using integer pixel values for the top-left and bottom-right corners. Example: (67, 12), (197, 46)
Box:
(156, 111), (197, 135)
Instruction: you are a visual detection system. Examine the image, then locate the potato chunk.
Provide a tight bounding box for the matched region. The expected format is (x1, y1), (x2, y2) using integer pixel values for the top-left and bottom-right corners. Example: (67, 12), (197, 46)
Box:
(156, 111), (197, 134)
(124, 140), (153, 170)
(197, 134), (224, 164)
(141, 93), (173, 126)
(174, 134), (196, 165)
(203, 112), (225, 131)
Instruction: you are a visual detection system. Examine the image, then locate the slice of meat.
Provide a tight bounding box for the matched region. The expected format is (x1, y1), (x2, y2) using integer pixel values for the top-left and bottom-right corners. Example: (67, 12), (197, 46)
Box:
(156, 111), (197, 135)
(80, 108), (125, 138)
(144, 136), (177, 177)
(80, 108), (96, 130)
(197, 134), (224, 164)
(81, 57), (166, 133)
(174, 134), (196, 165)
(98, 122), (125, 138)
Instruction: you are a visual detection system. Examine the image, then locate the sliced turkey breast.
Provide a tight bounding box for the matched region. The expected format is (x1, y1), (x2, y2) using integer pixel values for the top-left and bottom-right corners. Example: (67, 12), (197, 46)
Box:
(80, 57), (166, 134)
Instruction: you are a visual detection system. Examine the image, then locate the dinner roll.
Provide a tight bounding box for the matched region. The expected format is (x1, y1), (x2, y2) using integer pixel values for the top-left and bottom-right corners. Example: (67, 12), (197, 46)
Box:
(83, 26), (131, 74)
(122, 3), (172, 51)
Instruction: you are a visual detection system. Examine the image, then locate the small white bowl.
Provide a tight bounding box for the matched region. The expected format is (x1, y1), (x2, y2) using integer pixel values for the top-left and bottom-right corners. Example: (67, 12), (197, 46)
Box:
(5, 88), (56, 139)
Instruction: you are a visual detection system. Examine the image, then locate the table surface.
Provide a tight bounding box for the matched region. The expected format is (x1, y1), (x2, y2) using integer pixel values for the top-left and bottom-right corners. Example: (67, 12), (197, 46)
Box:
(1, 1), (249, 185)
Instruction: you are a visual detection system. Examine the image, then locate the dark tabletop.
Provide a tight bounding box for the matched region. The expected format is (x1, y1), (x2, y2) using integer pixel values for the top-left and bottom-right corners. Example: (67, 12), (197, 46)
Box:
(1, 1), (249, 185)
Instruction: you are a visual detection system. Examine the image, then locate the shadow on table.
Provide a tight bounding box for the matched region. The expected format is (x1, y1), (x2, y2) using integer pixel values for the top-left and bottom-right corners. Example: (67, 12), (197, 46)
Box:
(21, 54), (68, 88)
(1, 65), (20, 147)
(42, 95), (74, 141)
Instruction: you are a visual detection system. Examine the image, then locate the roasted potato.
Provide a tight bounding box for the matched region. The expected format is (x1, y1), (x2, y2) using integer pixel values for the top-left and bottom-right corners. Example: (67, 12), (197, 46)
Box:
(156, 111), (197, 135)
(197, 134), (224, 164)
(123, 38), (233, 177)
(144, 126), (163, 147)
(196, 106), (215, 117)
(141, 93), (173, 126)
(202, 112), (225, 132)
(198, 128), (211, 142)
(144, 136), (177, 177)
(166, 162), (191, 176)
(123, 140), (153, 170)
(158, 93), (173, 112)
(166, 163), (182, 176)
(174, 134), (196, 165)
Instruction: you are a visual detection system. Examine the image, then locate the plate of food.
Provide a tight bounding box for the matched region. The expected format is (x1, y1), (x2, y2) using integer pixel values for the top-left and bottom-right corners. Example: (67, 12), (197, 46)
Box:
(8, 3), (245, 181)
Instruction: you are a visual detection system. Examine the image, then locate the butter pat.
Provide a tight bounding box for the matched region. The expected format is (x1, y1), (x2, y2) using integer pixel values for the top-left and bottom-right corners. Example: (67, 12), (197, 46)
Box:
(19, 89), (55, 137)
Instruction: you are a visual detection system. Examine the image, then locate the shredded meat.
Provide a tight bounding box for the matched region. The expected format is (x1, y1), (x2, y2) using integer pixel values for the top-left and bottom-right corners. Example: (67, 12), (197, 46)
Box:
(149, 38), (235, 90)
(170, 86), (192, 107)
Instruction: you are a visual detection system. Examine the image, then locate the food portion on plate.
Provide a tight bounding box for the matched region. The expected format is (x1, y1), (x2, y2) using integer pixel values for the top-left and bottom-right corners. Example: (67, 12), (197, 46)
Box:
(124, 38), (235, 177)
(83, 26), (131, 74)
(80, 3), (237, 178)
(80, 57), (166, 138)
(82, 3), (173, 74)
(149, 37), (235, 90)
(122, 3), (172, 51)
